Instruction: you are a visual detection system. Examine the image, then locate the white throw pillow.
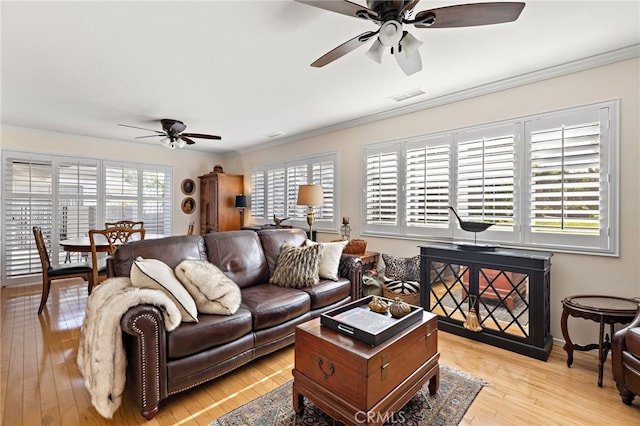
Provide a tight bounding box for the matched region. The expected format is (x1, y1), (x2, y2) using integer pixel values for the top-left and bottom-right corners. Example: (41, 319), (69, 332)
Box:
(305, 239), (348, 281)
(130, 257), (198, 322)
(174, 259), (242, 315)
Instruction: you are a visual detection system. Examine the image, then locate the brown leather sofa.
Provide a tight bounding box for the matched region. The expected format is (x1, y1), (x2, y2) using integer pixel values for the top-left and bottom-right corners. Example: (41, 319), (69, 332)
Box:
(111, 228), (362, 419)
(612, 305), (640, 405)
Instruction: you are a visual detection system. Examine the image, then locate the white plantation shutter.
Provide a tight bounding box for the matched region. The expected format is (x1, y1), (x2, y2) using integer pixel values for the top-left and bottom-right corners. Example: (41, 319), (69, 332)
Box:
(266, 168), (286, 219)
(525, 106), (611, 251)
(2, 154), (53, 278)
(250, 171), (265, 219)
(250, 153), (338, 230)
(287, 164), (308, 219)
(405, 136), (451, 236)
(312, 159), (335, 222)
(57, 160), (98, 263)
(104, 162), (139, 222)
(361, 101), (616, 254)
(456, 125), (515, 229)
(363, 144), (399, 233)
(2, 153), (173, 284)
(141, 166), (172, 235)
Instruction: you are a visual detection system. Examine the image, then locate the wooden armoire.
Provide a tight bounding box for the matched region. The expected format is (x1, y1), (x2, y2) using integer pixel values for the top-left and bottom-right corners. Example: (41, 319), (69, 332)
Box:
(198, 171), (244, 234)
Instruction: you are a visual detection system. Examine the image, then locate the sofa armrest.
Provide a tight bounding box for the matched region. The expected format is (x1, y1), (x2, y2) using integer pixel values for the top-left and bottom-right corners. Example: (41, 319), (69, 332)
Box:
(339, 253), (363, 301)
(612, 305), (640, 385)
(120, 305), (168, 420)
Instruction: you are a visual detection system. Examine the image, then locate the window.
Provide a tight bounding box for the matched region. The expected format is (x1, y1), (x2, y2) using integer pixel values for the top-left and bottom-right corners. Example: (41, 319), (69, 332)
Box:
(251, 152), (338, 231)
(1, 151), (173, 283)
(362, 100), (618, 255)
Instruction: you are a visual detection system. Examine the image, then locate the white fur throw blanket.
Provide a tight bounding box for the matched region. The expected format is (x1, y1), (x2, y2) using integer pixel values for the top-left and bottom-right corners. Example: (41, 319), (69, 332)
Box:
(175, 259), (242, 315)
(77, 277), (181, 418)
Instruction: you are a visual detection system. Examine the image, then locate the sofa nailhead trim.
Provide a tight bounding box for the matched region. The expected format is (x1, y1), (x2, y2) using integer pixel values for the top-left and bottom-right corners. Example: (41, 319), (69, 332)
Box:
(131, 313), (161, 408)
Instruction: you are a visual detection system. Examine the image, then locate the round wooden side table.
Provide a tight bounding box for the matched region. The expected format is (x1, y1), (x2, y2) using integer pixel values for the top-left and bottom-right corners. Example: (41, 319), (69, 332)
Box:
(561, 295), (639, 387)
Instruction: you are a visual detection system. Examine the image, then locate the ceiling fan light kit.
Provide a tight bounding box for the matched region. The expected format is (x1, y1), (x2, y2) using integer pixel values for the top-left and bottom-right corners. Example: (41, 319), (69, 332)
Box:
(296, 0), (525, 76)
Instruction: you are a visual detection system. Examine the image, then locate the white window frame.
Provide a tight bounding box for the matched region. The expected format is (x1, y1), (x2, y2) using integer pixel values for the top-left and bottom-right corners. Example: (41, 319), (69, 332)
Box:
(250, 152), (339, 232)
(361, 100), (619, 256)
(1, 151), (173, 285)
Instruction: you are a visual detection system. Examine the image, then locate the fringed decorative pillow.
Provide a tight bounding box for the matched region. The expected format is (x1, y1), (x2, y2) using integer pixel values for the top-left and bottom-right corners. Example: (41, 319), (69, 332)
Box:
(269, 243), (322, 288)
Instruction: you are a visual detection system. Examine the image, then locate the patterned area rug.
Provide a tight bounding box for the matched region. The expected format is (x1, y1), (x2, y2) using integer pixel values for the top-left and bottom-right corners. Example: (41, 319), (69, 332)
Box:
(210, 364), (486, 426)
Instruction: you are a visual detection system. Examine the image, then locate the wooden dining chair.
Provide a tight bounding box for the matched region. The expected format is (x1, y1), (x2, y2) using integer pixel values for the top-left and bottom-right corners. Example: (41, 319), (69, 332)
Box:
(33, 226), (93, 314)
(104, 220), (144, 230)
(89, 226), (146, 288)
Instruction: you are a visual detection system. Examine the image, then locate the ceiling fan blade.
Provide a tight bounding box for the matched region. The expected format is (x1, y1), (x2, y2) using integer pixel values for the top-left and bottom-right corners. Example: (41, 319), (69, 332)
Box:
(179, 136), (196, 145)
(134, 134), (166, 139)
(402, 0), (421, 13)
(414, 2), (525, 28)
(394, 48), (422, 76)
(311, 31), (378, 67)
(118, 123), (164, 134)
(295, 0), (377, 20)
(182, 133), (222, 140)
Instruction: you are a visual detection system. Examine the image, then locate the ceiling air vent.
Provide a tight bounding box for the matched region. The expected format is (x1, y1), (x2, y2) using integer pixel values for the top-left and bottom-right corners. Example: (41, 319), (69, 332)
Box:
(390, 88), (426, 102)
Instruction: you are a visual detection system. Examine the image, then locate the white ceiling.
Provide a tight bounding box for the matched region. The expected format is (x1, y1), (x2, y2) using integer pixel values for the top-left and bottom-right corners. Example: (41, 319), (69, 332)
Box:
(2, 1), (639, 155)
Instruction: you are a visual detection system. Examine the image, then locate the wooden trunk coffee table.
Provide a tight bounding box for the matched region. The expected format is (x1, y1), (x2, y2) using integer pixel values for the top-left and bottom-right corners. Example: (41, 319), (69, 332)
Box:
(293, 312), (439, 426)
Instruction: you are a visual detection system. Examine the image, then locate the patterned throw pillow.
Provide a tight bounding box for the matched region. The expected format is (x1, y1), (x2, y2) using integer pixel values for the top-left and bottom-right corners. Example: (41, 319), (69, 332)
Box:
(382, 253), (420, 282)
(384, 279), (420, 295)
(269, 243), (322, 288)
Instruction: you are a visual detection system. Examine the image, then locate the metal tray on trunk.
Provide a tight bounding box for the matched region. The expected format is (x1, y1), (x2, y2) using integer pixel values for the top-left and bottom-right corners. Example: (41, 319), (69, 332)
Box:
(320, 295), (423, 346)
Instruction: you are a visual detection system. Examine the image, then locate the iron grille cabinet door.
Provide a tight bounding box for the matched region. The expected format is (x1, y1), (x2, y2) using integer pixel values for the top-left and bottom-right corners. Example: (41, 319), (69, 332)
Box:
(419, 243), (553, 360)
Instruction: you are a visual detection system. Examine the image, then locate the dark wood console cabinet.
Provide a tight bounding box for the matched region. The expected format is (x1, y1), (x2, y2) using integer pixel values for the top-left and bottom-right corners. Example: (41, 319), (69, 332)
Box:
(198, 172), (243, 234)
(420, 243), (553, 360)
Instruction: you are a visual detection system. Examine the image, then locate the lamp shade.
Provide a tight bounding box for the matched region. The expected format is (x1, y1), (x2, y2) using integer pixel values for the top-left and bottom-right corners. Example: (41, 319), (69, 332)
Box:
(235, 195), (247, 208)
(296, 184), (324, 206)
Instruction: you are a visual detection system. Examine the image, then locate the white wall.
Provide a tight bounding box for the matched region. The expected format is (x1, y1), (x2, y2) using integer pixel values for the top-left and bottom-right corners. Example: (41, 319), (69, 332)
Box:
(231, 58), (640, 346)
(2, 58), (638, 348)
(0, 125), (222, 238)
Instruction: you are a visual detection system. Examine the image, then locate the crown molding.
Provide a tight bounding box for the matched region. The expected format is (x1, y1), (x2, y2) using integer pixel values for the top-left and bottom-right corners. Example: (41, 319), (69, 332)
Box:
(240, 43), (639, 155)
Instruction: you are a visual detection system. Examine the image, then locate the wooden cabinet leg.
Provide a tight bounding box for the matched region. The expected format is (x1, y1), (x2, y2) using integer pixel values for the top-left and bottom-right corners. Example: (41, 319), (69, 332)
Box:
(428, 366), (440, 395)
(292, 385), (305, 415)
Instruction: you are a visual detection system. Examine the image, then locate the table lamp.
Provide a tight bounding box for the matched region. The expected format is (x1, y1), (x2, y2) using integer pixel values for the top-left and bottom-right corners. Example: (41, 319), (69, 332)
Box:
(296, 184), (323, 240)
(235, 195), (247, 228)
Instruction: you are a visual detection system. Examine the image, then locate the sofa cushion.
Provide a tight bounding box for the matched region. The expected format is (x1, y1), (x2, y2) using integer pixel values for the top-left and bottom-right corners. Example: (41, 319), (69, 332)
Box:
(130, 257), (198, 323)
(166, 308), (253, 359)
(112, 235), (206, 277)
(269, 243), (322, 288)
(305, 239), (348, 281)
(299, 277), (351, 310)
(204, 231), (270, 289)
(174, 259), (242, 315)
(382, 253), (420, 281)
(258, 228), (307, 275)
(240, 284), (310, 330)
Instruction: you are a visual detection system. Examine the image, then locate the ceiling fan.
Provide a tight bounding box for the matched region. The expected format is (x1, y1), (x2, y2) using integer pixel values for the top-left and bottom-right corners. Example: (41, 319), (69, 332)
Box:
(118, 119), (222, 149)
(295, 0), (525, 75)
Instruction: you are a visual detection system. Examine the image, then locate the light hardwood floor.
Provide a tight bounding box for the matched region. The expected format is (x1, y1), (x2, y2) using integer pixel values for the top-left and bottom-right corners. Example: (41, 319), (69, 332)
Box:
(2, 278), (639, 425)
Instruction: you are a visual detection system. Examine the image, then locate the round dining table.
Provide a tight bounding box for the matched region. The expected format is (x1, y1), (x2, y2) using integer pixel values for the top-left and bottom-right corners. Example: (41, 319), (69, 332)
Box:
(59, 233), (165, 253)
